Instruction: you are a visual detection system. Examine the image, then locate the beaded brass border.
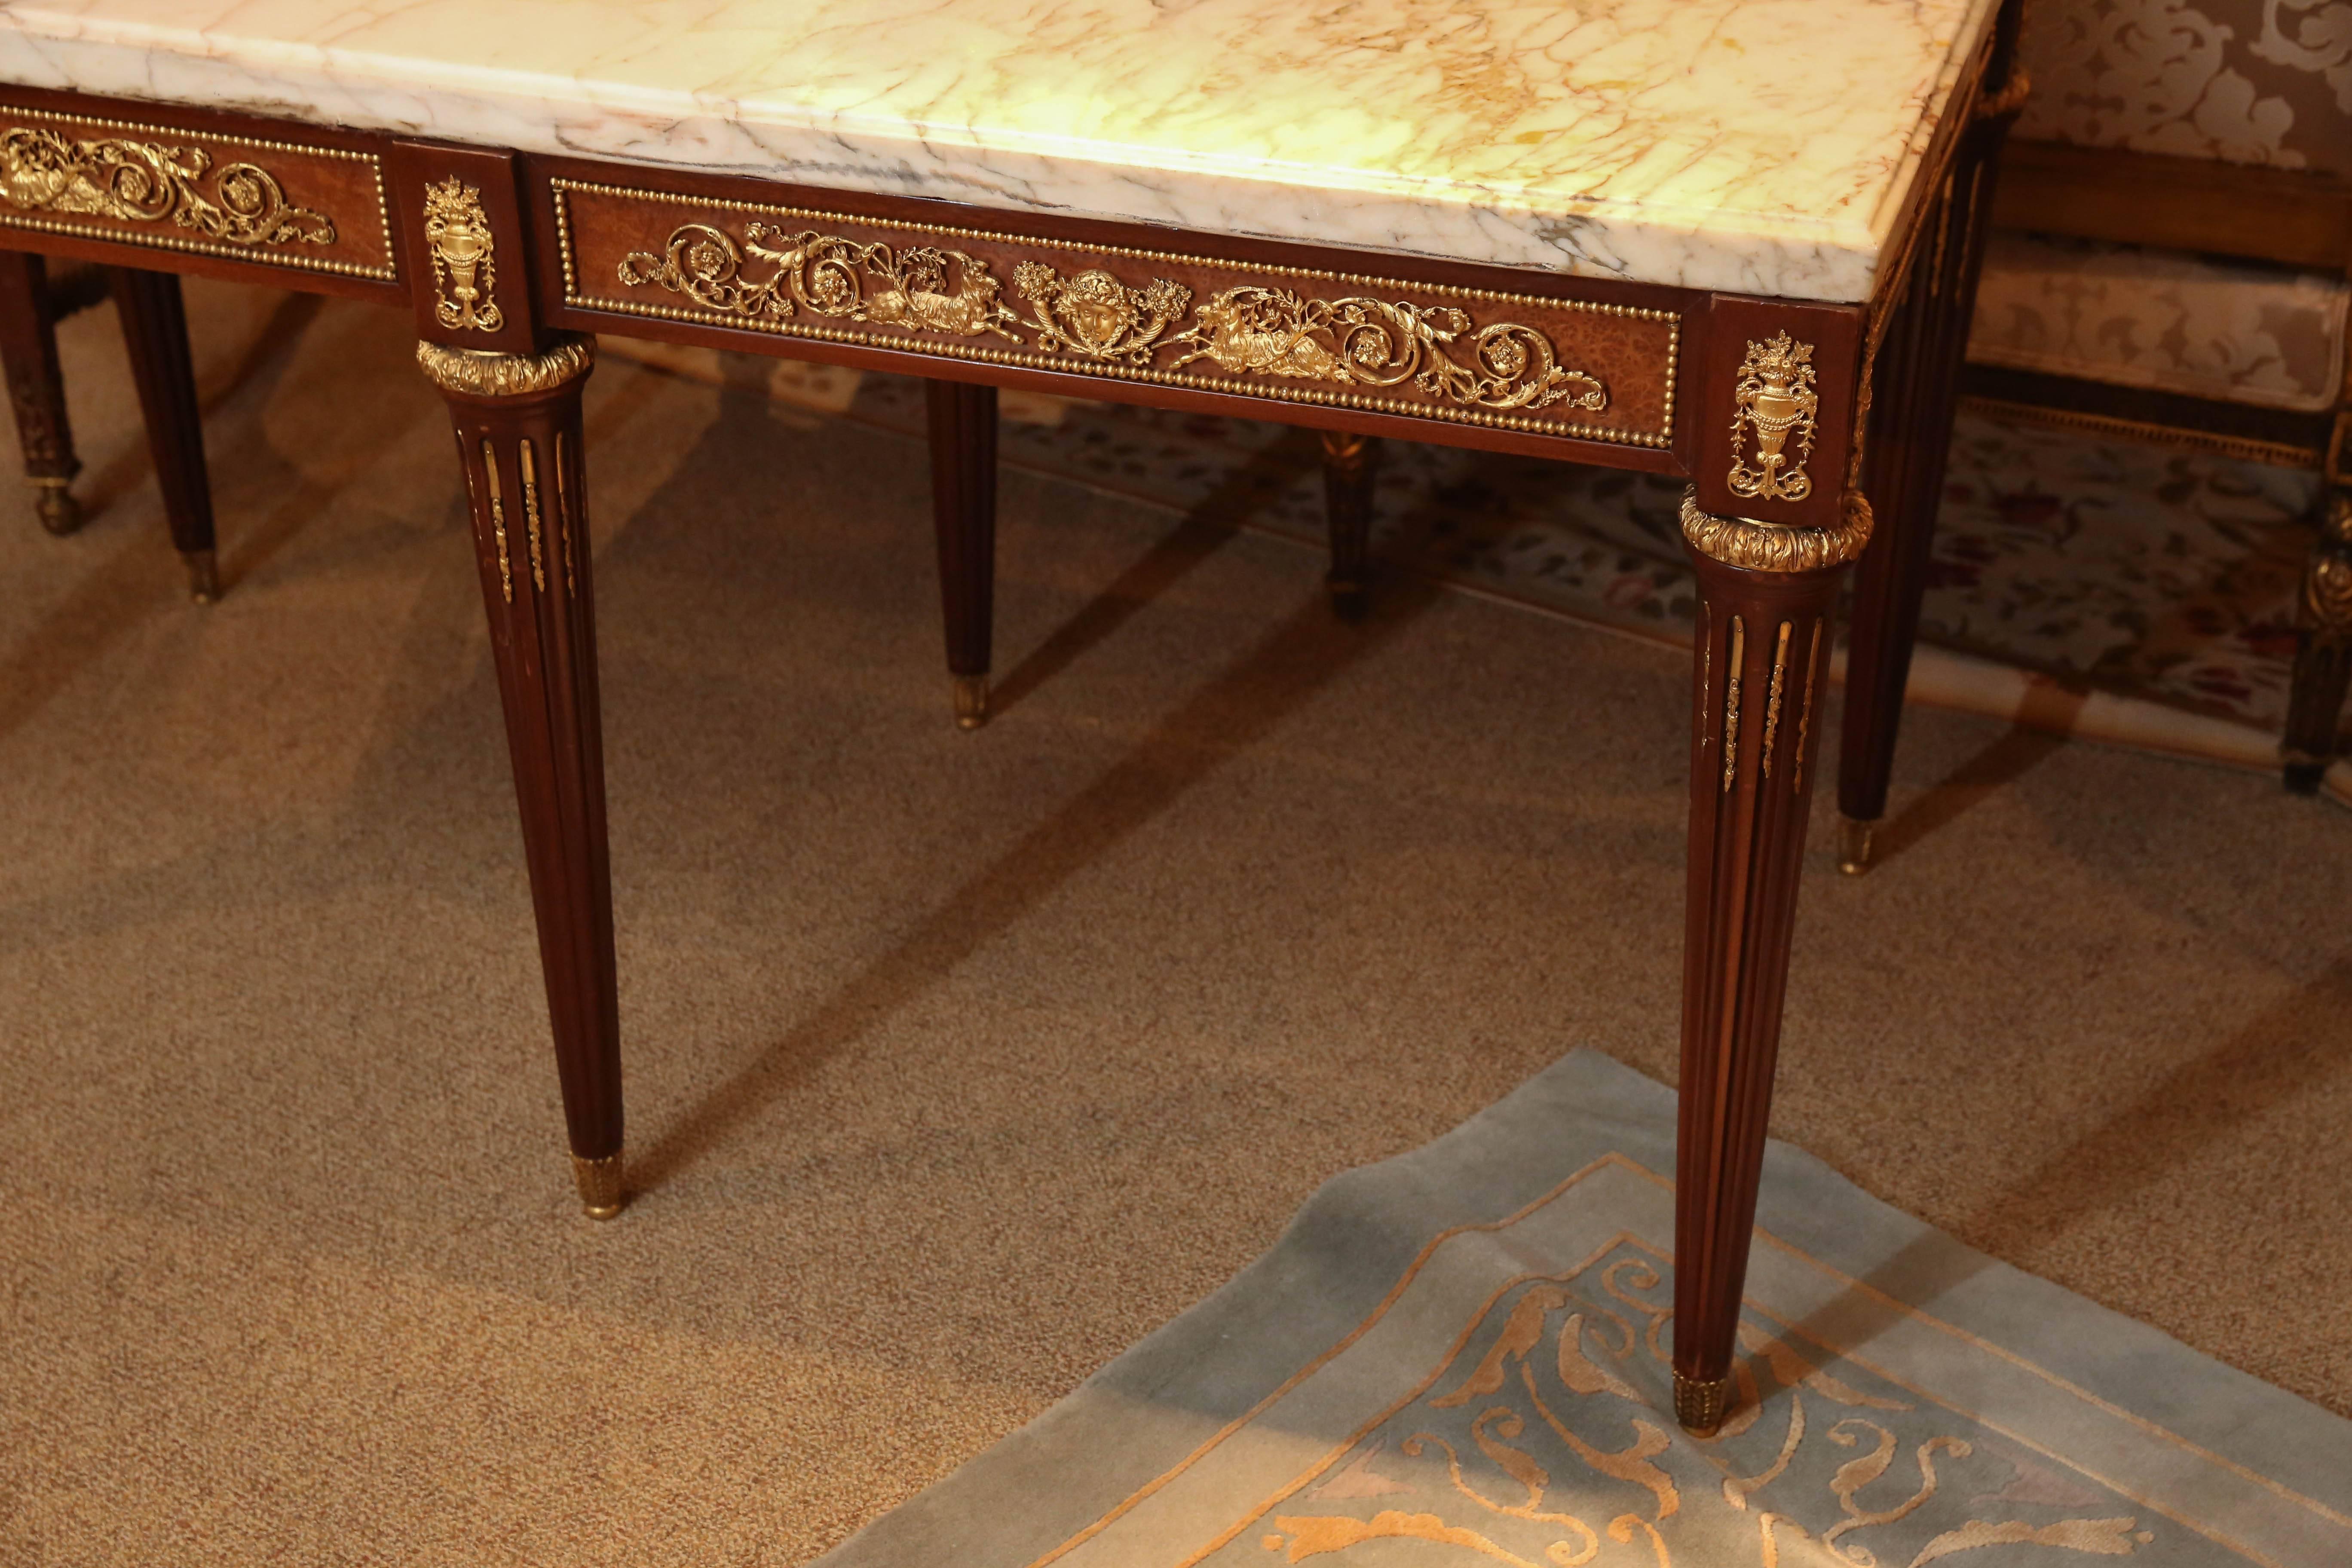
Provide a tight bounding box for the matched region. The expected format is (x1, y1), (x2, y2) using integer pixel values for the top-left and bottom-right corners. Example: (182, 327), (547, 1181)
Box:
(551, 178), (1678, 448)
(0, 103), (395, 281)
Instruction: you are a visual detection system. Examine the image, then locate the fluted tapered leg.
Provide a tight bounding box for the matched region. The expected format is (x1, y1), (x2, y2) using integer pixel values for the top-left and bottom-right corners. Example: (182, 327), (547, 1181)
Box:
(106, 267), (219, 601)
(1672, 492), (1860, 1434)
(420, 334), (624, 1219)
(1320, 429), (1382, 619)
(1835, 49), (2024, 873)
(929, 378), (997, 729)
(0, 251), (82, 535)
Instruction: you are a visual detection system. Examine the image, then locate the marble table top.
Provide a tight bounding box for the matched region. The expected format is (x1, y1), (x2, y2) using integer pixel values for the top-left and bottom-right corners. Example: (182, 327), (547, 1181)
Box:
(0, 0), (2000, 302)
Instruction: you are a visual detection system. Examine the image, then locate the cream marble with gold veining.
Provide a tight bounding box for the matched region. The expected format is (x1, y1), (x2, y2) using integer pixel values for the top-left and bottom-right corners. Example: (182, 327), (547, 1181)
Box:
(0, 0), (2000, 300)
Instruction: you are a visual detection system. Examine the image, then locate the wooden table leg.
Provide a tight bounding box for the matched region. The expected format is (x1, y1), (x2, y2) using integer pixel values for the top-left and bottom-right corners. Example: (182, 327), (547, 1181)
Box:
(1320, 430), (1382, 620)
(0, 251), (83, 536)
(929, 378), (997, 730)
(1834, 56), (2024, 874)
(417, 334), (625, 1219)
(1671, 490), (1859, 1434)
(104, 267), (219, 602)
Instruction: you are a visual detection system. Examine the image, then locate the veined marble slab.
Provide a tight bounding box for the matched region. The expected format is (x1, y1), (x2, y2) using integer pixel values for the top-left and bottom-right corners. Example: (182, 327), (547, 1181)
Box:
(0, 0), (2000, 302)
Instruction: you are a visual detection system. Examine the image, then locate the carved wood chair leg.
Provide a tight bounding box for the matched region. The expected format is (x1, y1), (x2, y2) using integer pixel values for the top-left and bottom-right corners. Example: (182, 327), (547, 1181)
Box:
(420, 335), (625, 1219)
(2284, 490), (2352, 793)
(1672, 514), (1846, 1436)
(928, 378), (997, 729)
(1320, 430), (1381, 620)
(1834, 101), (2017, 875)
(1834, 279), (1936, 876)
(104, 266), (219, 601)
(0, 250), (83, 536)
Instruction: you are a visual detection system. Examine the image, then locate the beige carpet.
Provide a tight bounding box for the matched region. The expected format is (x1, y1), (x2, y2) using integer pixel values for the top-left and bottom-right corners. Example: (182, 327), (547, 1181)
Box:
(2, 281), (2346, 1566)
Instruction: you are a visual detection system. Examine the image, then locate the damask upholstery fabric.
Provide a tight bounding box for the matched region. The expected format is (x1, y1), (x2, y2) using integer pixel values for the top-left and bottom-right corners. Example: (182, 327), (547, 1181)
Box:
(1966, 230), (2349, 411)
(2017, 0), (2352, 174)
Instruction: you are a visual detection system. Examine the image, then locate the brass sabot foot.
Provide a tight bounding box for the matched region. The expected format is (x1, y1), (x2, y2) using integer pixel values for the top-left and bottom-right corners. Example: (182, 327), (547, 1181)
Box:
(953, 674), (990, 732)
(571, 1151), (625, 1220)
(1836, 815), (1875, 876)
(183, 548), (220, 605)
(33, 478), (80, 536)
(1672, 1370), (1734, 1436)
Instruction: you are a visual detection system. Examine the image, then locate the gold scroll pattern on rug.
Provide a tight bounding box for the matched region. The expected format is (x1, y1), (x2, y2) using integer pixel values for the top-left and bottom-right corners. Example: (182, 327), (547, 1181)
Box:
(1215, 1245), (2165, 1568)
(616, 220), (1609, 416)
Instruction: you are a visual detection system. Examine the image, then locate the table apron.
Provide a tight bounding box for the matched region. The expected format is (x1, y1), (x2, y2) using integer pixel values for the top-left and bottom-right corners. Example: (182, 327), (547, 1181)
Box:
(0, 92), (403, 303)
(536, 171), (1690, 472)
(0, 84), (1733, 475)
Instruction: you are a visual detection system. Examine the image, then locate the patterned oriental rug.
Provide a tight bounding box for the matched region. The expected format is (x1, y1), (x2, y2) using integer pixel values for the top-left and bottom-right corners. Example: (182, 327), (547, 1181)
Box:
(812, 1051), (2352, 1568)
(606, 342), (2352, 808)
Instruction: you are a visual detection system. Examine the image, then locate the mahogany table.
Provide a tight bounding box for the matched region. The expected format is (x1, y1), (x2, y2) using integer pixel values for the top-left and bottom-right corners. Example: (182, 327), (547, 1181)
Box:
(0, 0), (2022, 1434)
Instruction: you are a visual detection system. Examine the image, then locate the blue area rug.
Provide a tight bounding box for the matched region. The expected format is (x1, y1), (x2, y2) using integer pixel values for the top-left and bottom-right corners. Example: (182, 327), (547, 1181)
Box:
(814, 1051), (2352, 1568)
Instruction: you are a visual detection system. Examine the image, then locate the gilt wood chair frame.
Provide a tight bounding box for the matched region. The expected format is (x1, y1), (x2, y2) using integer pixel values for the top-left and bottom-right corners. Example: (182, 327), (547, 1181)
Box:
(0, 6), (2019, 1437)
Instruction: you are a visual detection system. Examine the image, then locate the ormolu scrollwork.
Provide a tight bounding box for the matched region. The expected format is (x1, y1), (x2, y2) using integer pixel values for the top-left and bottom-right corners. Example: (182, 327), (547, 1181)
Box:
(614, 218), (1611, 419)
(2305, 494), (2352, 642)
(415, 335), (596, 398)
(1792, 619), (1822, 790)
(0, 125), (334, 248)
(1680, 487), (1874, 575)
(619, 221), (1023, 343)
(556, 430), (577, 596)
(616, 222), (790, 318)
(1726, 330), (1819, 503)
(478, 436), (512, 603)
(424, 177), (502, 332)
(1012, 262), (1190, 365)
(1164, 285), (1608, 413)
(1721, 615), (1746, 794)
(1760, 621), (1791, 779)
(2308, 556), (2352, 638)
(520, 438), (546, 594)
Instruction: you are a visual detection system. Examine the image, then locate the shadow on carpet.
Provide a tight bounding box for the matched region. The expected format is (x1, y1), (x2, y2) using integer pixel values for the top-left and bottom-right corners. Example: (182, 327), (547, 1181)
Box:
(603, 341), (2352, 807)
